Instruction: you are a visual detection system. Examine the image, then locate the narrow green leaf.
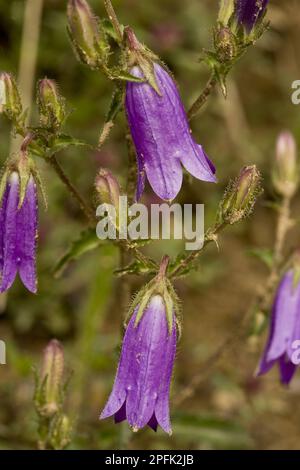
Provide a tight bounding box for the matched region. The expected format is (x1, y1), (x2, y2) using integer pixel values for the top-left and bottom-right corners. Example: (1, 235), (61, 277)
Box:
(54, 228), (102, 277)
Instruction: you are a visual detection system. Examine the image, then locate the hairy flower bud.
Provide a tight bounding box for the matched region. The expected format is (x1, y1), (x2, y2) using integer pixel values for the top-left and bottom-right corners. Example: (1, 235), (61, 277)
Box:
(273, 131), (298, 198)
(0, 72), (22, 120)
(220, 165), (262, 224)
(67, 0), (109, 69)
(36, 340), (64, 417)
(38, 78), (66, 130)
(95, 168), (120, 209)
(214, 27), (236, 63)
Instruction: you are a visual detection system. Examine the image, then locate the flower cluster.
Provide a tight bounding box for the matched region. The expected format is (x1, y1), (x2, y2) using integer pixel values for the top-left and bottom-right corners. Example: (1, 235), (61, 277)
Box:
(0, 0), (275, 440)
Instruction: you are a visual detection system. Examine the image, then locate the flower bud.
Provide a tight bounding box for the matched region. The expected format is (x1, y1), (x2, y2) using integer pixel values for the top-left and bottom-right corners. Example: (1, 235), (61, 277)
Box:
(36, 339), (64, 417)
(0, 72), (22, 119)
(67, 0), (109, 69)
(272, 131), (298, 198)
(38, 78), (66, 129)
(220, 165), (262, 224)
(214, 27), (236, 63)
(236, 0), (269, 33)
(95, 168), (120, 209)
(218, 0), (235, 26)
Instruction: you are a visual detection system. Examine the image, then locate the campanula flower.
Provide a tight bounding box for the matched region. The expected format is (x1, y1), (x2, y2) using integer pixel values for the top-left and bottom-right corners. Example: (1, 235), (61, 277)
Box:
(256, 269), (300, 385)
(0, 171), (38, 293)
(125, 62), (216, 201)
(100, 294), (177, 433)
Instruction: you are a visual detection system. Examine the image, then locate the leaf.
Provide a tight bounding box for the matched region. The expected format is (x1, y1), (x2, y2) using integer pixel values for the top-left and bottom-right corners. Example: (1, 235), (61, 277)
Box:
(48, 134), (90, 156)
(101, 19), (124, 43)
(114, 256), (154, 277)
(98, 86), (124, 148)
(54, 228), (102, 277)
(248, 247), (274, 269)
(105, 86), (124, 123)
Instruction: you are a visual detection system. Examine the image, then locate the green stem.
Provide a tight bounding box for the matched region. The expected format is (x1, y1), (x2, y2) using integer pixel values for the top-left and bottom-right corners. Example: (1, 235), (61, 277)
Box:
(170, 222), (226, 279)
(48, 155), (96, 225)
(103, 0), (123, 45)
(187, 73), (217, 121)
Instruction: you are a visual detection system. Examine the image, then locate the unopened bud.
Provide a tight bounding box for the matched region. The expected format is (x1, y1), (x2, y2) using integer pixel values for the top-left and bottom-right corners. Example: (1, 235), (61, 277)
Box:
(38, 78), (66, 129)
(0, 72), (22, 119)
(67, 0), (109, 69)
(215, 27), (236, 63)
(40, 339), (64, 416)
(273, 131), (298, 198)
(218, 0), (235, 26)
(95, 168), (120, 210)
(220, 165), (262, 224)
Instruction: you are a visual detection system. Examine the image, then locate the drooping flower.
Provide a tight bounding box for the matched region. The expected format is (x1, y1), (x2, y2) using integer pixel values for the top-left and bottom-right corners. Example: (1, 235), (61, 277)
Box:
(100, 294), (177, 433)
(0, 171), (38, 293)
(236, 0), (269, 32)
(125, 62), (216, 201)
(256, 269), (300, 385)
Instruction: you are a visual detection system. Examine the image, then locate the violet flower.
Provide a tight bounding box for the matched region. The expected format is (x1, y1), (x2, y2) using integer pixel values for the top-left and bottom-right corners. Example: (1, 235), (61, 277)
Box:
(0, 172), (38, 293)
(100, 294), (177, 433)
(125, 63), (216, 201)
(236, 0), (269, 32)
(256, 270), (300, 385)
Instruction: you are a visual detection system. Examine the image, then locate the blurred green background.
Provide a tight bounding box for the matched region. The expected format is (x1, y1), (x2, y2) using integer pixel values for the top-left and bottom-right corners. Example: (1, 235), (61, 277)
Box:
(1, 0), (300, 450)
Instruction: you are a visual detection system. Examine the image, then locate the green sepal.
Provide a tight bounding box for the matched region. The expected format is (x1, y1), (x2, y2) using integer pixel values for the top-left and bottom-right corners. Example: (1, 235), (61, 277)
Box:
(0, 168), (9, 203)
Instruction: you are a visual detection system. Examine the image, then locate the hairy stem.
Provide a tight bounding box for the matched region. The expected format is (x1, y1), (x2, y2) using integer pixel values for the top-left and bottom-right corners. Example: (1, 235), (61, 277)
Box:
(48, 155), (96, 224)
(170, 222), (226, 279)
(187, 73), (217, 121)
(103, 0), (123, 45)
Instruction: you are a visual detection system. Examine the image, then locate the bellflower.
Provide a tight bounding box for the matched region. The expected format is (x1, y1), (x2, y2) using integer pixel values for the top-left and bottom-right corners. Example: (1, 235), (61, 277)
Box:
(125, 62), (216, 201)
(236, 0), (269, 32)
(100, 294), (177, 433)
(256, 270), (300, 385)
(0, 171), (38, 293)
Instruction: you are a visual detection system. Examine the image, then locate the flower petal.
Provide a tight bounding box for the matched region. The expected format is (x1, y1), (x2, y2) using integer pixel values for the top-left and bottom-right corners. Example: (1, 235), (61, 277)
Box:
(0, 184), (9, 275)
(279, 354), (296, 385)
(154, 317), (176, 435)
(0, 173), (19, 293)
(125, 296), (169, 430)
(266, 271), (300, 362)
(17, 176), (38, 293)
